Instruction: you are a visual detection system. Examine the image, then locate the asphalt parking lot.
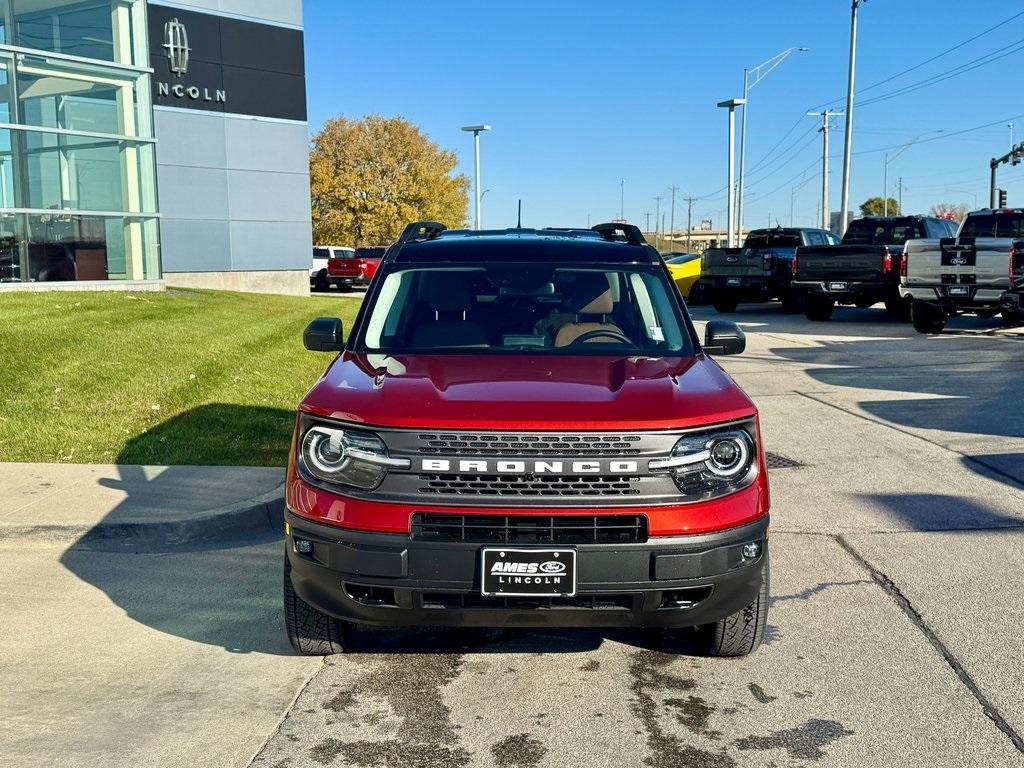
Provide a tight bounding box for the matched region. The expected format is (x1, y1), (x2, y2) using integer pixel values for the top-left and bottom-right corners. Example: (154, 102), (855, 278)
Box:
(5, 302), (1023, 768)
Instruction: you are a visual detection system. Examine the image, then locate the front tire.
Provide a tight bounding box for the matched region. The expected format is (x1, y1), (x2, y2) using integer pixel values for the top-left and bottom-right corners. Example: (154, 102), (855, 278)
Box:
(284, 553), (351, 655)
(803, 296), (835, 321)
(780, 290), (802, 314)
(713, 295), (739, 313)
(698, 557), (769, 657)
(911, 300), (946, 334)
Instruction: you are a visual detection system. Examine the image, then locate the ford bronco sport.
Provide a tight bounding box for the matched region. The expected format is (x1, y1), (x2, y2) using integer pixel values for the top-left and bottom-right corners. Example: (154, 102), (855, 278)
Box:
(285, 222), (770, 656)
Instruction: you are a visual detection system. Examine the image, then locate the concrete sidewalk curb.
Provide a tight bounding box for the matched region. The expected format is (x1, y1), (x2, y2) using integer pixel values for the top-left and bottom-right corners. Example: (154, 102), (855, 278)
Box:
(0, 483), (286, 547)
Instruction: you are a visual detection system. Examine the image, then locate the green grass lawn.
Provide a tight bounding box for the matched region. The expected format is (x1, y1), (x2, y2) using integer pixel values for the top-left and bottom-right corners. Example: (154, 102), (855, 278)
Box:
(0, 288), (361, 466)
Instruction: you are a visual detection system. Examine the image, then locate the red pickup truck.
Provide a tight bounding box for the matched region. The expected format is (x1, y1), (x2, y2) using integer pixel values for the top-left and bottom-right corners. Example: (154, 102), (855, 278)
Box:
(326, 245), (386, 291)
(286, 222), (770, 657)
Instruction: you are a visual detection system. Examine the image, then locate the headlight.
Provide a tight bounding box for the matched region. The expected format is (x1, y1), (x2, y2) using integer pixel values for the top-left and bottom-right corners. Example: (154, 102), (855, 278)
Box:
(650, 426), (757, 499)
(299, 424), (409, 490)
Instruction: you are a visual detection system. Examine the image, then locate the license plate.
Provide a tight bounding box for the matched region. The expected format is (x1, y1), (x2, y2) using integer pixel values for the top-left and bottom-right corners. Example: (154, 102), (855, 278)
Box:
(828, 282), (848, 291)
(948, 286), (969, 296)
(726, 278), (742, 286)
(481, 548), (576, 597)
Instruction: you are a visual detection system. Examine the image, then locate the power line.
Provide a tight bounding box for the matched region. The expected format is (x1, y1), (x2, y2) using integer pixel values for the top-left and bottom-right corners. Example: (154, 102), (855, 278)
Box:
(808, 9), (1024, 111)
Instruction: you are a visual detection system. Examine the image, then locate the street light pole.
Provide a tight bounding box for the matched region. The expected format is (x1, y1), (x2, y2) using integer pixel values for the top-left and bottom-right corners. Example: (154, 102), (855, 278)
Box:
(838, 0), (862, 237)
(668, 185), (678, 249)
(882, 131), (942, 215)
(620, 178), (624, 220)
(654, 196), (663, 251)
(461, 124), (491, 229)
(736, 46), (808, 245)
(718, 98), (745, 247)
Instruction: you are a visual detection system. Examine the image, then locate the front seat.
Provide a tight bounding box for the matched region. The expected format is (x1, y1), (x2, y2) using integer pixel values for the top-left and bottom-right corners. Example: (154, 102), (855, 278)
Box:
(409, 273), (488, 348)
(553, 273), (626, 347)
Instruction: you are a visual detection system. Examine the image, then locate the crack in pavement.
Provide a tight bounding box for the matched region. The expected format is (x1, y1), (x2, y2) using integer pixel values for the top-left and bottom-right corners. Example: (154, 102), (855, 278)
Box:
(835, 535), (1024, 756)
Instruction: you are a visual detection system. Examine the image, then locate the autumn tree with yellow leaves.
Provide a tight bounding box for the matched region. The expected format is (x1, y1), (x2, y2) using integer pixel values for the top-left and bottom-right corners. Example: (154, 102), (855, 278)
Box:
(310, 115), (470, 246)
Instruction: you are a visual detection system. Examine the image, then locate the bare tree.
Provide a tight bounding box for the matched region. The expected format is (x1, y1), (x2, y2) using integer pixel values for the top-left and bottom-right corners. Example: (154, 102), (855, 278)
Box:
(929, 202), (969, 223)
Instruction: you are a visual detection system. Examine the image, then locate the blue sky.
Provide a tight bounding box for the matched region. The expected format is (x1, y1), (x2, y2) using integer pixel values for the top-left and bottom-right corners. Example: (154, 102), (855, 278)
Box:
(303, 0), (1023, 231)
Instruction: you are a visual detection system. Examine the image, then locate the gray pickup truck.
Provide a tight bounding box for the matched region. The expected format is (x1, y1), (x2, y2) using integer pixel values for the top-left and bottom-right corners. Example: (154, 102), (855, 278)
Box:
(900, 209), (1022, 333)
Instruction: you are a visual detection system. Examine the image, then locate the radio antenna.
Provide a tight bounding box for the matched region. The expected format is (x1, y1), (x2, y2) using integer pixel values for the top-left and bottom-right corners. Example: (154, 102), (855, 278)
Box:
(517, 199), (522, 228)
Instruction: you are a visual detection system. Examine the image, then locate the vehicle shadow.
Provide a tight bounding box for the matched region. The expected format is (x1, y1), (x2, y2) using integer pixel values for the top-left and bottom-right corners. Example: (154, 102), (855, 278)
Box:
(58, 404), (297, 656)
(855, 492), (1024, 531)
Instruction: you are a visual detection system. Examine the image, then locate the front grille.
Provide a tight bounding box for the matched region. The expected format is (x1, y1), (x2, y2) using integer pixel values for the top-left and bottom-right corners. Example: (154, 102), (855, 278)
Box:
(418, 473), (642, 498)
(416, 432), (643, 456)
(411, 513), (648, 543)
(420, 592), (636, 610)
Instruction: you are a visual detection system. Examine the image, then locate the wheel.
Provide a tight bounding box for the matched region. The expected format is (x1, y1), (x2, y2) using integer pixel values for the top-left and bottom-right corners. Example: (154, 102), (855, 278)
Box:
(884, 296), (911, 321)
(313, 270), (329, 292)
(803, 296), (834, 321)
(910, 300), (946, 334)
(713, 296), (739, 313)
(780, 290), (802, 314)
(698, 556), (769, 657)
(337, 283), (352, 293)
(1002, 309), (1021, 326)
(284, 553), (351, 655)
(688, 282), (706, 306)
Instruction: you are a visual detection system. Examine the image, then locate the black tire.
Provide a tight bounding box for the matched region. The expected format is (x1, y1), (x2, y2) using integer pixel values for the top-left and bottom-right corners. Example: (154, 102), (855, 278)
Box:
(803, 297), (834, 321)
(313, 270), (329, 292)
(713, 296), (739, 313)
(698, 556), (769, 657)
(884, 296), (911, 321)
(688, 282), (706, 306)
(780, 290), (802, 314)
(1002, 309), (1021, 326)
(284, 553), (351, 655)
(337, 283), (352, 293)
(911, 300), (946, 334)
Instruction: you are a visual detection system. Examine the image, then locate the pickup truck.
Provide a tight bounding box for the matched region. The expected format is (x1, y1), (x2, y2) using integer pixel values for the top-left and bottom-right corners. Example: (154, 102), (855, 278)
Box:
(999, 243), (1024, 322)
(326, 245), (386, 291)
(900, 209), (1023, 333)
(311, 245), (354, 292)
(791, 216), (957, 321)
(286, 221), (770, 658)
(696, 227), (839, 313)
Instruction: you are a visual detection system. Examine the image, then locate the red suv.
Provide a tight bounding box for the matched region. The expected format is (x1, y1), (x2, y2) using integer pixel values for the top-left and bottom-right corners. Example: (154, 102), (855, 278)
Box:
(286, 222), (770, 656)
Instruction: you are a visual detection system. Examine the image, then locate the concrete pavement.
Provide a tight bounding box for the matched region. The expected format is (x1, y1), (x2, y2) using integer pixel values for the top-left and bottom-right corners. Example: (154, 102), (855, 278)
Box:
(3, 301), (1023, 767)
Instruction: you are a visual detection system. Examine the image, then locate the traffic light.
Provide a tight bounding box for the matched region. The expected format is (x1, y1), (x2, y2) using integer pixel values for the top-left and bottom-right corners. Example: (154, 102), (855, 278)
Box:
(998, 189), (1008, 208)
(1012, 144), (1023, 166)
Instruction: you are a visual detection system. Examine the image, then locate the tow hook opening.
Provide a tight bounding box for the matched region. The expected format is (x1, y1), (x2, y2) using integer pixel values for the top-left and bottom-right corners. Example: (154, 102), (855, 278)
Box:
(659, 586), (713, 609)
(345, 583), (398, 607)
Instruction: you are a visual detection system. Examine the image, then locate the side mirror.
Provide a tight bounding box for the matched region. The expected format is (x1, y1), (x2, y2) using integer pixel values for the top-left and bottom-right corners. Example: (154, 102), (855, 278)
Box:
(703, 321), (745, 356)
(303, 317), (345, 352)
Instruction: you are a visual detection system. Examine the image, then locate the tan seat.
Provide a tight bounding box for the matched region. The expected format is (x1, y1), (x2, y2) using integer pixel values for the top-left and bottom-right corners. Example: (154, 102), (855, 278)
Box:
(553, 288), (625, 347)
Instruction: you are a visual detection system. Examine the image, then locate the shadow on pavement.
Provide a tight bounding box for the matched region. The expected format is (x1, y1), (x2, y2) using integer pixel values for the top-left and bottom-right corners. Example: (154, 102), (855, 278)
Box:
(59, 404), (296, 655)
(856, 492), (1024, 531)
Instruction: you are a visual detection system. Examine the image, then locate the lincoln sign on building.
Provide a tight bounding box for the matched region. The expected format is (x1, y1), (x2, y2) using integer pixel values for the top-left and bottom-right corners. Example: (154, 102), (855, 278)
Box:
(0, 0), (312, 295)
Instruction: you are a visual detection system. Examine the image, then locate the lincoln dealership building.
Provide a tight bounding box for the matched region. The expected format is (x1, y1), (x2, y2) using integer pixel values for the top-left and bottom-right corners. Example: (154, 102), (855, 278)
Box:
(0, 0), (311, 295)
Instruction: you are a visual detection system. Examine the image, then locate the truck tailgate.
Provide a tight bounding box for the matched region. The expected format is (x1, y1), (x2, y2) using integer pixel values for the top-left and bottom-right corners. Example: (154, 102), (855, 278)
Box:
(796, 244), (887, 283)
(702, 248), (763, 278)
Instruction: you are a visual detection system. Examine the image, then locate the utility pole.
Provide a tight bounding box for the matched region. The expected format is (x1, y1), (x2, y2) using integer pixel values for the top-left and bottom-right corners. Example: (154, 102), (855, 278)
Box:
(619, 178), (624, 220)
(717, 98), (745, 247)
(839, 0), (863, 237)
(668, 185), (679, 249)
(684, 196), (696, 252)
(644, 211), (651, 234)
(807, 109), (841, 230)
(1010, 123), (1015, 149)
(654, 196), (663, 251)
(897, 177), (903, 214)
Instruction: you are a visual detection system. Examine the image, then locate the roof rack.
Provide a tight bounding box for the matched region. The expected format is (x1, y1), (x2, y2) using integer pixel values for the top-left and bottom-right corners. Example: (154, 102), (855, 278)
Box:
(396, 220), (447, 245)
(591, 222), (646, 245)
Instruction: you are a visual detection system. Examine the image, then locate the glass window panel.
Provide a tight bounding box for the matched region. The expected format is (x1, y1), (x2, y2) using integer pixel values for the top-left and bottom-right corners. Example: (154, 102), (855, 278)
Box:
(16, 54), (149, 137)
(23, 211), (158, 282)
(0, 213), (19, 282)
(12, 0), (141, 66)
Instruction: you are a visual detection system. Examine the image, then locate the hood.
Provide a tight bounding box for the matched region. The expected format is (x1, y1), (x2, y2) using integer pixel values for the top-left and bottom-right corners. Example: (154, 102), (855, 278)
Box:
(300, 353), (756, 430)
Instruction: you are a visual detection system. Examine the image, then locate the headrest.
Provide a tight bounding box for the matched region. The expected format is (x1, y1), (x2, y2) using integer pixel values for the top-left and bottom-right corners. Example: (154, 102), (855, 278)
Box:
(565, 272), (613, 315)
(423, 273), (473, 313)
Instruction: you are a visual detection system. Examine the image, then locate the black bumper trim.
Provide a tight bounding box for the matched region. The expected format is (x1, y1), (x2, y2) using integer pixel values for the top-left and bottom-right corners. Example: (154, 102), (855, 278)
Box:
(285, 511), (769, 629)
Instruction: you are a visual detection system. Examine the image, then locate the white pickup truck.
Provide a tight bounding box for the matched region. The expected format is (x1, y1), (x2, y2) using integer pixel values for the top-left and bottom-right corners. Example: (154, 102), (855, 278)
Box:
(900, 209), (1022, 333)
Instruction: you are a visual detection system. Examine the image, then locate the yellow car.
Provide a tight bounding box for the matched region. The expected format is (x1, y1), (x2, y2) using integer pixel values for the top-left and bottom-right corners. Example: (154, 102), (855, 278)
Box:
(664, 252), (702, 300)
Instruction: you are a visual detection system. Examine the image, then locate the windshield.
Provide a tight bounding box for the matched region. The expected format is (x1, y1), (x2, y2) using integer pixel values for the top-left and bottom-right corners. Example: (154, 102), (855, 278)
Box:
(744, 231), (801, 249)
(359, 263), (693, 356)
(844, 219), (923, 245)
(959, 212), (1024, 238)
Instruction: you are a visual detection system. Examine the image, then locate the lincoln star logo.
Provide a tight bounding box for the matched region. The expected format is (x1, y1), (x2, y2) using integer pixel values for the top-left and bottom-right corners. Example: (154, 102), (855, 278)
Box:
(163, 18), (190, 77)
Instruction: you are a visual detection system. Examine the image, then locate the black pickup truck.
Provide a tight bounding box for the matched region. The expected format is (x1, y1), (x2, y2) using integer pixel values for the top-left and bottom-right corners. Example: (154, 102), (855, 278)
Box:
(697, 227), (839, 313)
(791, 215), (958, 321)
(1000, 241), (1024, 322)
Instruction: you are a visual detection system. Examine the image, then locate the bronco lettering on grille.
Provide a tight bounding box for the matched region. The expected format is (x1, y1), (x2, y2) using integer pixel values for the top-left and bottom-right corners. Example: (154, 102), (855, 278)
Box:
(419, 459), (641, 474)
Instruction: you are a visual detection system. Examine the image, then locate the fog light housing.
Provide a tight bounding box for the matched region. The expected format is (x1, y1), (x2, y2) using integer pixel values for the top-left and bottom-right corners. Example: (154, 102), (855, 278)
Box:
(742, 541), (761, 560)
(294, 538), (313, 555)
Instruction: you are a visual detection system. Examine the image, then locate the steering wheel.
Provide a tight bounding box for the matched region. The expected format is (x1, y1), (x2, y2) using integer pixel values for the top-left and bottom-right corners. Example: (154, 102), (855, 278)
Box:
(569, 329), (632, 346)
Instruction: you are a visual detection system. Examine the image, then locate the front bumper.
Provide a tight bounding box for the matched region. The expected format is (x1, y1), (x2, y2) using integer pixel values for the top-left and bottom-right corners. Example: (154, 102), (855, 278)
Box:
(285, 509), (769, 629)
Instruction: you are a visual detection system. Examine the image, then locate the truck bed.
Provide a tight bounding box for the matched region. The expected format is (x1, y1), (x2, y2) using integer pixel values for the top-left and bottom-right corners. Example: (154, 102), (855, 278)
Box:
(795, 244), (889, 284)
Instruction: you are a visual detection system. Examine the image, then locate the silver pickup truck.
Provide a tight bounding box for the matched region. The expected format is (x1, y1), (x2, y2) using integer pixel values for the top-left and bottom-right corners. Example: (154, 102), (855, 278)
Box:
(900, 209), (1022, 333)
